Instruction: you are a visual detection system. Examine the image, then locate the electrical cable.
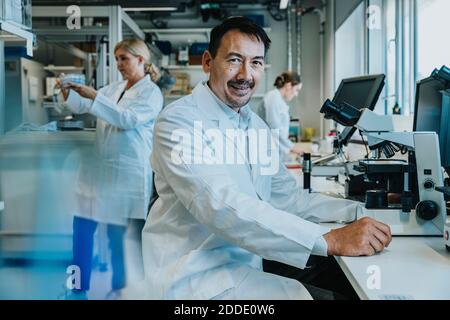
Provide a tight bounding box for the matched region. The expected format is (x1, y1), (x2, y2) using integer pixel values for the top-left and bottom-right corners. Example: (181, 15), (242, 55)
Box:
(359, 130), (370, 159)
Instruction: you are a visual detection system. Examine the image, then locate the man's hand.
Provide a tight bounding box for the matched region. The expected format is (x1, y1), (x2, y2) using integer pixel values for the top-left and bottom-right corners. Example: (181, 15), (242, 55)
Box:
(324, 217), (392, 257)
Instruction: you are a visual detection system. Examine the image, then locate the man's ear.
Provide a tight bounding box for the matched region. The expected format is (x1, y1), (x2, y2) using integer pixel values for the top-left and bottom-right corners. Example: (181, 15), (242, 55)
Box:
(202, 50), (213, 73)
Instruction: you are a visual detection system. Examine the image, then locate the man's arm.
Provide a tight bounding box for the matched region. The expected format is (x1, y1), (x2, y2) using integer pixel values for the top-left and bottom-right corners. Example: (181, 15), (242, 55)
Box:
(269, 159), (392, 256)
(324, 217), (392, 256)
(269, 163), (359, 223)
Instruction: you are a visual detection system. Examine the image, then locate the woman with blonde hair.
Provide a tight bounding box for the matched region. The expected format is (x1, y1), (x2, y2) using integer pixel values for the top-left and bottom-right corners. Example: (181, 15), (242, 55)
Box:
(58, 38), (163, 299)
(259, 71), (303, 156)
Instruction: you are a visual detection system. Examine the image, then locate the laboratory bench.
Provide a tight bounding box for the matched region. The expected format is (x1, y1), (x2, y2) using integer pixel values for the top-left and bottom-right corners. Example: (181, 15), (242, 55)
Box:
(293, 171), (450, 300)
(0, 130), (95, 260)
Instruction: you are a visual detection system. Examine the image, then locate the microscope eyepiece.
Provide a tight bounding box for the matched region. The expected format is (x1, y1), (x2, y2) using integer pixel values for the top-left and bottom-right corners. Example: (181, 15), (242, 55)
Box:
(320, 99), (362, 127)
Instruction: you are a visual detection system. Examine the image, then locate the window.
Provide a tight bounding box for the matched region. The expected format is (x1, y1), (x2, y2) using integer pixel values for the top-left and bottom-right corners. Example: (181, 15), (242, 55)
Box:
(416, 0), (450, 81)
(368, 0), (385, 114)
(384, 0), (397, 115)
(335, 2), (365, 89)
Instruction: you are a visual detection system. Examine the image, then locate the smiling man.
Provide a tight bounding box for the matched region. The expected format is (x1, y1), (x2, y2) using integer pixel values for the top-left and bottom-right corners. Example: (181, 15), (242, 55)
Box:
(204, 28), (264, 110)
(142, 17), (391, 300)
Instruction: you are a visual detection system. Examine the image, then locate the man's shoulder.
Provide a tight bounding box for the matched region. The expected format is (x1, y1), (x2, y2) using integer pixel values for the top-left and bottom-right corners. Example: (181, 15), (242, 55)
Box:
(157, 93), (201, 124)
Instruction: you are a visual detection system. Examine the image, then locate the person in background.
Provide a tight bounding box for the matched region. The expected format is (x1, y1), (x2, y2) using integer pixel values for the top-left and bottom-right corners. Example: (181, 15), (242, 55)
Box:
(58, 39), (164, 299)
(392, 102), (402, 115)
(258, 71), (303, 156)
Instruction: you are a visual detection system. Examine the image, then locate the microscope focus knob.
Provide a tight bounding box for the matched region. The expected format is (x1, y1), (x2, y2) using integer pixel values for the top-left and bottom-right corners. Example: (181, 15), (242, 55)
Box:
(423, 180), (435, 190)
(416, 201), (439, 221)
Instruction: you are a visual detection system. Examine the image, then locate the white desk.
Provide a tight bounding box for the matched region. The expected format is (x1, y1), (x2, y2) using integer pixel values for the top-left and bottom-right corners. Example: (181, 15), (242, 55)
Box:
(301, 174), (450, 300)
(334, 236), (450, 300)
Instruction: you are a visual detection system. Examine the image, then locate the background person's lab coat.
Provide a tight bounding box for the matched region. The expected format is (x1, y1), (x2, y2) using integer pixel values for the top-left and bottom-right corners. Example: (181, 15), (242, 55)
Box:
(64, 75), (163, 225)
(259, 89), (294, 155)
(142, 82), (358, 300)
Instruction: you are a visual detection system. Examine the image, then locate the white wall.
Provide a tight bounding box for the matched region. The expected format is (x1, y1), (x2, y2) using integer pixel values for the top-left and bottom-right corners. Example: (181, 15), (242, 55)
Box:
(323, 0), (336, 137)
(290, 13), (322, 138)
(0, 41), (4, 134)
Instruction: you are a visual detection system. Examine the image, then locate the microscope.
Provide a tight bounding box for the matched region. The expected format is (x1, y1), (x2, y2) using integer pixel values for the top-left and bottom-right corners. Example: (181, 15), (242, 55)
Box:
(320, 99), (447, 236)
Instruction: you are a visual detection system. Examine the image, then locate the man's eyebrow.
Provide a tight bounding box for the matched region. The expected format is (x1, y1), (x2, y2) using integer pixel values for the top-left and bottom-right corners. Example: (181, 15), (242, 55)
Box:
(225, 52), (244, 59)
(225, 52), (265, 60)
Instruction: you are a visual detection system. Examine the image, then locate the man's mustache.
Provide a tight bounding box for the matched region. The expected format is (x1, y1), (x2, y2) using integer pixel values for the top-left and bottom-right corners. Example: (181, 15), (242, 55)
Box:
(227, 80), (255, 90)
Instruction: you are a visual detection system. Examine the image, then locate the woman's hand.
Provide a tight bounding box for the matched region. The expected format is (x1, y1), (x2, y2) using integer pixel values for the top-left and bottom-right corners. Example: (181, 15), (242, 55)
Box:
(290, 144), (305, 156)
(55, 73), (70, 101)
(65, 83), (98, 100)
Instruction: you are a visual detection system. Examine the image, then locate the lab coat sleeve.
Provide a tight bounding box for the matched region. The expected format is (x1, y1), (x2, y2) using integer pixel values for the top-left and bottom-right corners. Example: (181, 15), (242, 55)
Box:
(264, 94), (294, 155)
(152, 108), (330, 269)
(269, 163), (359, 224)
(312, 236), (328, 257)
(63, 89), (94, 114)
(89, 86), (163, 130)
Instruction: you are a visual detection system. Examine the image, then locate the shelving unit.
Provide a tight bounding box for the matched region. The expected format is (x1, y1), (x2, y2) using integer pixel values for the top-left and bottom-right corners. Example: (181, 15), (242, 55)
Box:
(165, 65), (203, 70)
(145, 27), (271, 41)
(43, 66), (85, 73)
(165, 64), (271, 70)
(165, 93), (266, 100)
(0, 19), (34, 56)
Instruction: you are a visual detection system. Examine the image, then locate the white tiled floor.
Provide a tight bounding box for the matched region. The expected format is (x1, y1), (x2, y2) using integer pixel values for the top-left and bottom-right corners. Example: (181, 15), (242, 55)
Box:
(0, 228), (148, 300)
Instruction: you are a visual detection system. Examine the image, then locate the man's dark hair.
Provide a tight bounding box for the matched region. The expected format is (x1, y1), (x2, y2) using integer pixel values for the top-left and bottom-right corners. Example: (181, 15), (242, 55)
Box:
(208, 16), (271, 58)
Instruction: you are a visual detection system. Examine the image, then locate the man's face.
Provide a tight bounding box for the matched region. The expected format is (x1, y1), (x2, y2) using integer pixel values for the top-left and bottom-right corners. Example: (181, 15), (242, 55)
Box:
(202, 30), (265, 109)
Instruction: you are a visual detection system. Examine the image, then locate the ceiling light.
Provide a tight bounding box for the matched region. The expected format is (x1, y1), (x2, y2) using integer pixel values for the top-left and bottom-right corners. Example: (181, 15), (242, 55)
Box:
(279, 0), (290, 10)
(123, 7), (178, 12)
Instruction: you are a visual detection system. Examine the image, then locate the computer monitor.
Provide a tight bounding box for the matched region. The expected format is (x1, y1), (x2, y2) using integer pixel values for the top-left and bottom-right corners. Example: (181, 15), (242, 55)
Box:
(331, 75), (386, 146)
(413, 66), (450, 168)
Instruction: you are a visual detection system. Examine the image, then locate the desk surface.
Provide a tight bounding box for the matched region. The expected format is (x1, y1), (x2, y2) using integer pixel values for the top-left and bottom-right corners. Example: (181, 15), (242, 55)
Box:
(334, 237), (450, 300)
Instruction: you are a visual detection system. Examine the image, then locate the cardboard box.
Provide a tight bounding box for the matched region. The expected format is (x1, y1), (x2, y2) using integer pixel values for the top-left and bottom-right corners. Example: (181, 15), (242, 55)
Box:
(170, 73), (190, 95)
(188, 55), (202, 65)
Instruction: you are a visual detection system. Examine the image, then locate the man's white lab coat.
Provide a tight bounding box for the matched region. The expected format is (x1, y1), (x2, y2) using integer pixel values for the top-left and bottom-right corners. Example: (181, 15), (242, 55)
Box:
(142, 82), (357, 299)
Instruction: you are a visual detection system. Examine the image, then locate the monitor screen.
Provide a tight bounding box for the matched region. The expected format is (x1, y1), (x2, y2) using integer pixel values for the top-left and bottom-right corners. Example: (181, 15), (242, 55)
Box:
(332, 74), (386, 146)
(413, 66), (450, 168)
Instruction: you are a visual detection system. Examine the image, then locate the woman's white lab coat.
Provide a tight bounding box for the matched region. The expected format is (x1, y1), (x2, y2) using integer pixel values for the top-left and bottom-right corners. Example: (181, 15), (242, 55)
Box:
(142, 82), (358, 300)
(261, 89), (294, 155)
(64, 75), (163, 226)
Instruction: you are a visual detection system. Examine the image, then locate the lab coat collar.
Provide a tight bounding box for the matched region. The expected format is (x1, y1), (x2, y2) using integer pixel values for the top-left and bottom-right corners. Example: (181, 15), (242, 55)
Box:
(193, 82), (252, 127)
(124, 74), (151, 92)
(192, 82), (261, 188)
(204, 83), (252, 131)
(113, 74), (150, 103)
